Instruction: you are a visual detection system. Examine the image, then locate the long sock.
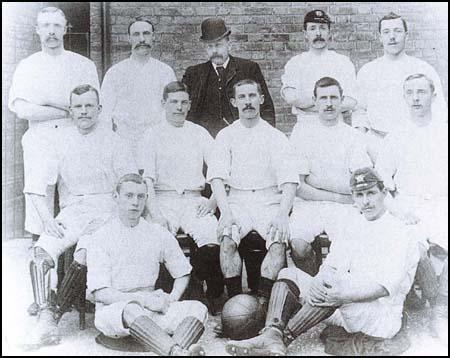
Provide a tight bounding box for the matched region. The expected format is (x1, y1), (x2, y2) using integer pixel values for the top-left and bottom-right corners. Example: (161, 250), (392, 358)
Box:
(129, 316), (176, 356)
(172, 317), (205, 349)
(225, 276), (242, 298)
(55, 261), (87, 320)
(258, 277), (275, 302)
(284, 303), (335, 344)
(265, 279), (301, 330)
(416, 255), (439, 304)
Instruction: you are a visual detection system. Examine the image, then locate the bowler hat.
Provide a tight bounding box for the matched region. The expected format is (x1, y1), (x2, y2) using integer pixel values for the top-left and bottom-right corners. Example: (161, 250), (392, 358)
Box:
(200, 18), (231, 42)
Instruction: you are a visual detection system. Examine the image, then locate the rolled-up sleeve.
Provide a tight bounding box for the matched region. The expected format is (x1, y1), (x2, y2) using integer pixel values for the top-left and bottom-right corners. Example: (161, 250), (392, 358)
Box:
(8, 60), (33, 112)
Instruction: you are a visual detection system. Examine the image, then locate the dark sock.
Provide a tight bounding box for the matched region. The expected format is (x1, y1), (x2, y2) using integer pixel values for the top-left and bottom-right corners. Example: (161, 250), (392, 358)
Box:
(258, 276), (275, 301)
(225, 276), (242, 298)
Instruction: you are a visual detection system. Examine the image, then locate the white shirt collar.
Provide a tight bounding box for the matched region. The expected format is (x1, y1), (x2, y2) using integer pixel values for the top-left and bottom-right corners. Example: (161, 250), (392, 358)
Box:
(212, 57), (230, 75)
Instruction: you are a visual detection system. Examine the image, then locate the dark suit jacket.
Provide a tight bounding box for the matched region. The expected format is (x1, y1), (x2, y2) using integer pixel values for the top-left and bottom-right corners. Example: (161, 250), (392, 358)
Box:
(182, 55), (276, 136)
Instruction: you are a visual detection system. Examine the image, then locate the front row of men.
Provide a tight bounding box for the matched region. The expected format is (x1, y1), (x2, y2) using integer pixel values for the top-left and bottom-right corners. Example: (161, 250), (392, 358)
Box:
(27, 75), (447, 354)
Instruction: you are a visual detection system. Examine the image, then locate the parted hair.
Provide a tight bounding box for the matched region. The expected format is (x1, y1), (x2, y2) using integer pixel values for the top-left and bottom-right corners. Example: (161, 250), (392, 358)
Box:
(378, 12), (408, 33)
(313, 77), (343, 98)
(163, 81), (189, 100)
(232, 79), (263, 98)
(37, 7), (67, 25)
(128, 16), (155, 35)
(404, 73), (435, 94)
(70, 84), (99, 104)
(115, 173), (147, 193)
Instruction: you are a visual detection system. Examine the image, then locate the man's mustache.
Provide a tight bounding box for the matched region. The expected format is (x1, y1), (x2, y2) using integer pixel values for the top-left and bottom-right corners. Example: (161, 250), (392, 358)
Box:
(313, 37), (325, 43)
(243, 105), (255, 111)
(210, 54), (223, 59)
(135, 43), (151, 48)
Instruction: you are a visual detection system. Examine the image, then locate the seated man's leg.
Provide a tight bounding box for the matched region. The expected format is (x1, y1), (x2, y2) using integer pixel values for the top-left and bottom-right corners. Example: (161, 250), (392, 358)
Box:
(259, 242), (287, 306)
(221, 235), (243, 298)
(118, 300), (207, 355)
(219, 205), (251, 298)
(289, 203), (327, 276)
(431, 257), (448, 343)
(181, 202), (224, 308)
(226, 267), (335, 356)
(170, 301), (208, 355)
(27, 246), (60, 347)
(53, 248), (87, 322)
(122, 303), (182, 355)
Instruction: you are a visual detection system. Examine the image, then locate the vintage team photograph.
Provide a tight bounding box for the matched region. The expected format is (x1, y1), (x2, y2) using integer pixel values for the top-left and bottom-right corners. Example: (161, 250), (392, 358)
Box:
(2, 1), (448, 356)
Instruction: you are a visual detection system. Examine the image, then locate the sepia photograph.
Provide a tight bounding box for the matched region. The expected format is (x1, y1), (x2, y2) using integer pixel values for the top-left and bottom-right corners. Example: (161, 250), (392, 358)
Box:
(2, 2), (448, 356)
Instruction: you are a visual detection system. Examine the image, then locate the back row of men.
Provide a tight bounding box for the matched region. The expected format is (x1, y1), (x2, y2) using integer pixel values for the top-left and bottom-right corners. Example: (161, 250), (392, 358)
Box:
(7, 5), (448, 355)
(8, 8), (448, 240)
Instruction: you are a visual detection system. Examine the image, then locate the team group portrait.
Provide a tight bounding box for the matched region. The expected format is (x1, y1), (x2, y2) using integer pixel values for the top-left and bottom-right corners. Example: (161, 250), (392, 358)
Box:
(2, 2), (448, 356)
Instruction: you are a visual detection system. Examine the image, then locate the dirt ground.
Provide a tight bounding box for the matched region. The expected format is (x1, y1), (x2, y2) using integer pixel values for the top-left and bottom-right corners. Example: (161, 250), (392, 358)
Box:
(2, 239), (448, 356)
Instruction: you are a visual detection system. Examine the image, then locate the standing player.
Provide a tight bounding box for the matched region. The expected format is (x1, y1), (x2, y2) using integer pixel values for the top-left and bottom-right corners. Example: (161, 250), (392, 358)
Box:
(281, 10), (357, 125)
(207, 79), (298, 308)
(226, 168), (421, 356)
(8, 7), (100, 239)
(100, 16), (176, 155)
(87, 174), (208, 356)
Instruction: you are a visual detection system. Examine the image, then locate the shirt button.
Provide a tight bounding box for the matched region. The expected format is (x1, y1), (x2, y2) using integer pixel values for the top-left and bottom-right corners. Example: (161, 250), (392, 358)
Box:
(252, 189), (256, 193)
(219, 87), (222, 90)
(55, 125), (58, 128)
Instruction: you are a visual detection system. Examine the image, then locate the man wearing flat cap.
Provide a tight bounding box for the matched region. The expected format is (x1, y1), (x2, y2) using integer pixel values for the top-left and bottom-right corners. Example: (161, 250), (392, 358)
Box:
(183, 17), (275, 138)
(281, 9), (358, 126)
(226, 167), (421, 356)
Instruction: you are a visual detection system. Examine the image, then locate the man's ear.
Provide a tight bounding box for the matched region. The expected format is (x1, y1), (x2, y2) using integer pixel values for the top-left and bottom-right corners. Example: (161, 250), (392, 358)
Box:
(161, 98), (166, 106)
(112, 191), (119, 201)
(259, 94), (265, 105)
(230, 97), (237, 108)
(97, 104), (102, 114)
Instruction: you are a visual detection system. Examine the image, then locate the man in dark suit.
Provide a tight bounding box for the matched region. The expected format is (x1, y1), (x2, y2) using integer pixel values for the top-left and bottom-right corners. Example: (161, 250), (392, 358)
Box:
(183, 18), (275, 138)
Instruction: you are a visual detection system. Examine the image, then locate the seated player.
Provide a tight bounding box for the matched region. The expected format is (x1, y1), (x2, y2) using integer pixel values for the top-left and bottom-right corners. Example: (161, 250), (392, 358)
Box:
(138, 81), (224, 314)
(87, 173), (208, 356)
(26, 84), (138, 348)
(226, 168), (421, 356)
(289, 77), (372, 272)
(207, 79), (298, 307)
(376, 73), (448, 343)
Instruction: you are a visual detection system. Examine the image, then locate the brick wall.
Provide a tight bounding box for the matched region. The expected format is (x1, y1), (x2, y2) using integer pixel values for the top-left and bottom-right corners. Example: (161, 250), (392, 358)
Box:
(2, 2), (42, 240)
(2, 2), (448, 240)
(92, 2), (448, 134)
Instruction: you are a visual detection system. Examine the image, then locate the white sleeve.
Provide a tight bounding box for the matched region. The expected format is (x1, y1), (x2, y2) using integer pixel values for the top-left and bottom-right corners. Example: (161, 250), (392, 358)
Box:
(136, 130), (157, 181)
(206, 132), (231, 183)
(281, 56), (302, 93)
(375, 134), (398, 191)
(340, 58), (358, 102)
(289, 124), (311, 176)
(99, 67), (118, 126)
